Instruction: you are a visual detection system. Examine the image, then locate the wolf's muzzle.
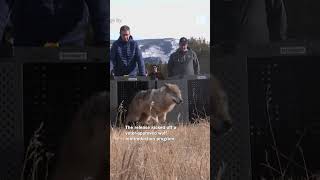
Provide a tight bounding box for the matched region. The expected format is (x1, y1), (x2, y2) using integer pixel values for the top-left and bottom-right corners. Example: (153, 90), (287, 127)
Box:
(213, 119), (232, 136)
(173, 98), (183, 104)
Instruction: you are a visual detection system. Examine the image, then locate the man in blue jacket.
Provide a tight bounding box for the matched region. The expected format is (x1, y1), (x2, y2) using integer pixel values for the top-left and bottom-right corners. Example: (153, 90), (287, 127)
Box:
(0, 0), (108, 46)
(110, 25), (146, 77)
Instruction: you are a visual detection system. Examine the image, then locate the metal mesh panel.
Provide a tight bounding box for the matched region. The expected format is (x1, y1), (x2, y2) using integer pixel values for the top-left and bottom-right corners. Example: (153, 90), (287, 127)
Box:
(117, 81), (150, 112)
(188, 79), (211, 121)
(212, 55), (251, 180)
(1, 48), (108, 179)
(0, 63), (23, 180)
(248, 56), (320, 179)
(110, 80), (118, 124)
(23, 63), (106, 149)
(22, 62), (107, 179)
(110, 81), (150, 126)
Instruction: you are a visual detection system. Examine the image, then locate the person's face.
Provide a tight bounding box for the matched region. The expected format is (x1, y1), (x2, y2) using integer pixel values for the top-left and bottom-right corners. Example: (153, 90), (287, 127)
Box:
(120, 30), (130, 42)
(179, 43), (188, 52)
(153, 66), (158, 72)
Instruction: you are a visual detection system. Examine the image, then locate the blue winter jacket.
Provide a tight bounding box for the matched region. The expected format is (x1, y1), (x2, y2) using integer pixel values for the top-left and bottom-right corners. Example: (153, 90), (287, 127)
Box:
(110, 36), (146, 76)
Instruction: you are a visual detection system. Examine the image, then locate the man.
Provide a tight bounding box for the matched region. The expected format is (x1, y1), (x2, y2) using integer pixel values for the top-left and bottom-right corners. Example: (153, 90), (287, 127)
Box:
(0, 0), (108, 46)
(110, 25), (146, 76)
(167, 37), (200, 78)
(214, 0), (287, 44)
(148, 64), (164, 80)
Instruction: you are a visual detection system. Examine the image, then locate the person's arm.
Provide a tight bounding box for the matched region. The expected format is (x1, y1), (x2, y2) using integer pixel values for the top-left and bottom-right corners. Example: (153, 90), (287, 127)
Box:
(167, 55), (174, 77)
(0, 0), (12, 42)
(84, 0), (108, 46)
(110, 43), (116, 75)
(193, 51), (200, 75)
(265, 0), (287, 41)
(135, 43), (146, 76)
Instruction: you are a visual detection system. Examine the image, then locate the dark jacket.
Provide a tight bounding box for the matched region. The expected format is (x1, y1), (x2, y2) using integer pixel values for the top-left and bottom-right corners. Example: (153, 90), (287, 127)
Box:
(110, 36), (146, 76)
(0, 0), (108, 46)
(214, 0), (287, 44)
(167, 48), (200, 78)
(148, 72), (164, 80)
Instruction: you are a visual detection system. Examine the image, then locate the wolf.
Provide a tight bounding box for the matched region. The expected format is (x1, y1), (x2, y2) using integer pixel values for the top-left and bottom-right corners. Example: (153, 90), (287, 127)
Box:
(210, 76), (233, 136)
(125, 83), (183, 125)
(50, 92), (107, 180)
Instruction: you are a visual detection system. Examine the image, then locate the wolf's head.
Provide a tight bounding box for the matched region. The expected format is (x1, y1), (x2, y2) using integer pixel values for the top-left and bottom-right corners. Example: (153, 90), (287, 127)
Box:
(210, 77), (233, 136)
(162, 83), (183, 104)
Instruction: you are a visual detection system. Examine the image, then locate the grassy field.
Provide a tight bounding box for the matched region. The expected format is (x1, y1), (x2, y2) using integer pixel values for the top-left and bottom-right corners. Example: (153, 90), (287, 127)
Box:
(110, 121), (210, 180)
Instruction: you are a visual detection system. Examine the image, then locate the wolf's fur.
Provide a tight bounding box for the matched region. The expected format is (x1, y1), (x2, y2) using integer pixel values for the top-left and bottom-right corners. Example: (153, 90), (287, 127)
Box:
(125, 83), (183, 125)
(210, 76), (233, 136)
(50, 92), (107, 180)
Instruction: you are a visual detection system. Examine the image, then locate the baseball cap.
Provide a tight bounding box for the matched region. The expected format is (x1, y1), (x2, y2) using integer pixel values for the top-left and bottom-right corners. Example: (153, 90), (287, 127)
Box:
(179, 37), (188, 45)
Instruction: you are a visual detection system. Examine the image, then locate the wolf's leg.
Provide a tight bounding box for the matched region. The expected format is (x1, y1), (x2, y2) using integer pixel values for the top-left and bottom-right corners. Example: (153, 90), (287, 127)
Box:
(140, 113), (153, 126)
(145, 116), (153, 126)
(125, 112), (140, 125)
(149, 109), (159, 125)
(150, 115), (159, 125)
(158, 113), (167, 124)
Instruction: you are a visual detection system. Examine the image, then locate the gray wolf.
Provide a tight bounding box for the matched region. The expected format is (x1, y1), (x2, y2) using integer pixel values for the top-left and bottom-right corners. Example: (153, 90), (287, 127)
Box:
(125, 83), (183, 125)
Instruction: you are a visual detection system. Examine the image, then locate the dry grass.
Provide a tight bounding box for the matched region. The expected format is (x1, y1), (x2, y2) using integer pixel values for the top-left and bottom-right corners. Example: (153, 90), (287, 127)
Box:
(110, 121), (210, 180)
(261, 86), (320, 180)
(21, 122), (54, 180)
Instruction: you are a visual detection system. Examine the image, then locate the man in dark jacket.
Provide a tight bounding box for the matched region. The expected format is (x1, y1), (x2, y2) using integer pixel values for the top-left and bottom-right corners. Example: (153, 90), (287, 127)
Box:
(167, 37), (200, 78)
(110, 25), (146, 77)
(0, 0), (108, 46)
(214, 0), (287, 44)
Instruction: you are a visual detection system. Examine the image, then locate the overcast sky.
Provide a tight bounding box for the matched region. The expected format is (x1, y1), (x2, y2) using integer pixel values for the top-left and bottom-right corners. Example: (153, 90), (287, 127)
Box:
(110, 0), (210, 40)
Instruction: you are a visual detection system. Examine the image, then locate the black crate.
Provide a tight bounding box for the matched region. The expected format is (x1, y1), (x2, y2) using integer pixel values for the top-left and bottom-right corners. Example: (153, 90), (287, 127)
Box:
(188, 79), (211, 121)
(0, 47), (107, 180)
(117, 81), (150, 112)
(248, 56), (320, 179)
(212, 55), (251, 180)
(0, 63), (23, 180)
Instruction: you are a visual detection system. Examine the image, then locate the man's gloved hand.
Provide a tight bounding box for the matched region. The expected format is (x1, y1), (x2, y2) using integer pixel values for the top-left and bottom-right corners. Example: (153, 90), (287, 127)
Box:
(110, 69), (115, 79)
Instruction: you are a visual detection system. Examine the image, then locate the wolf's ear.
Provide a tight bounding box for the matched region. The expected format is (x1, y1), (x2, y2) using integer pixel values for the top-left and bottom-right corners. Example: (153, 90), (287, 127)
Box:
(164, 83), (170, 88)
